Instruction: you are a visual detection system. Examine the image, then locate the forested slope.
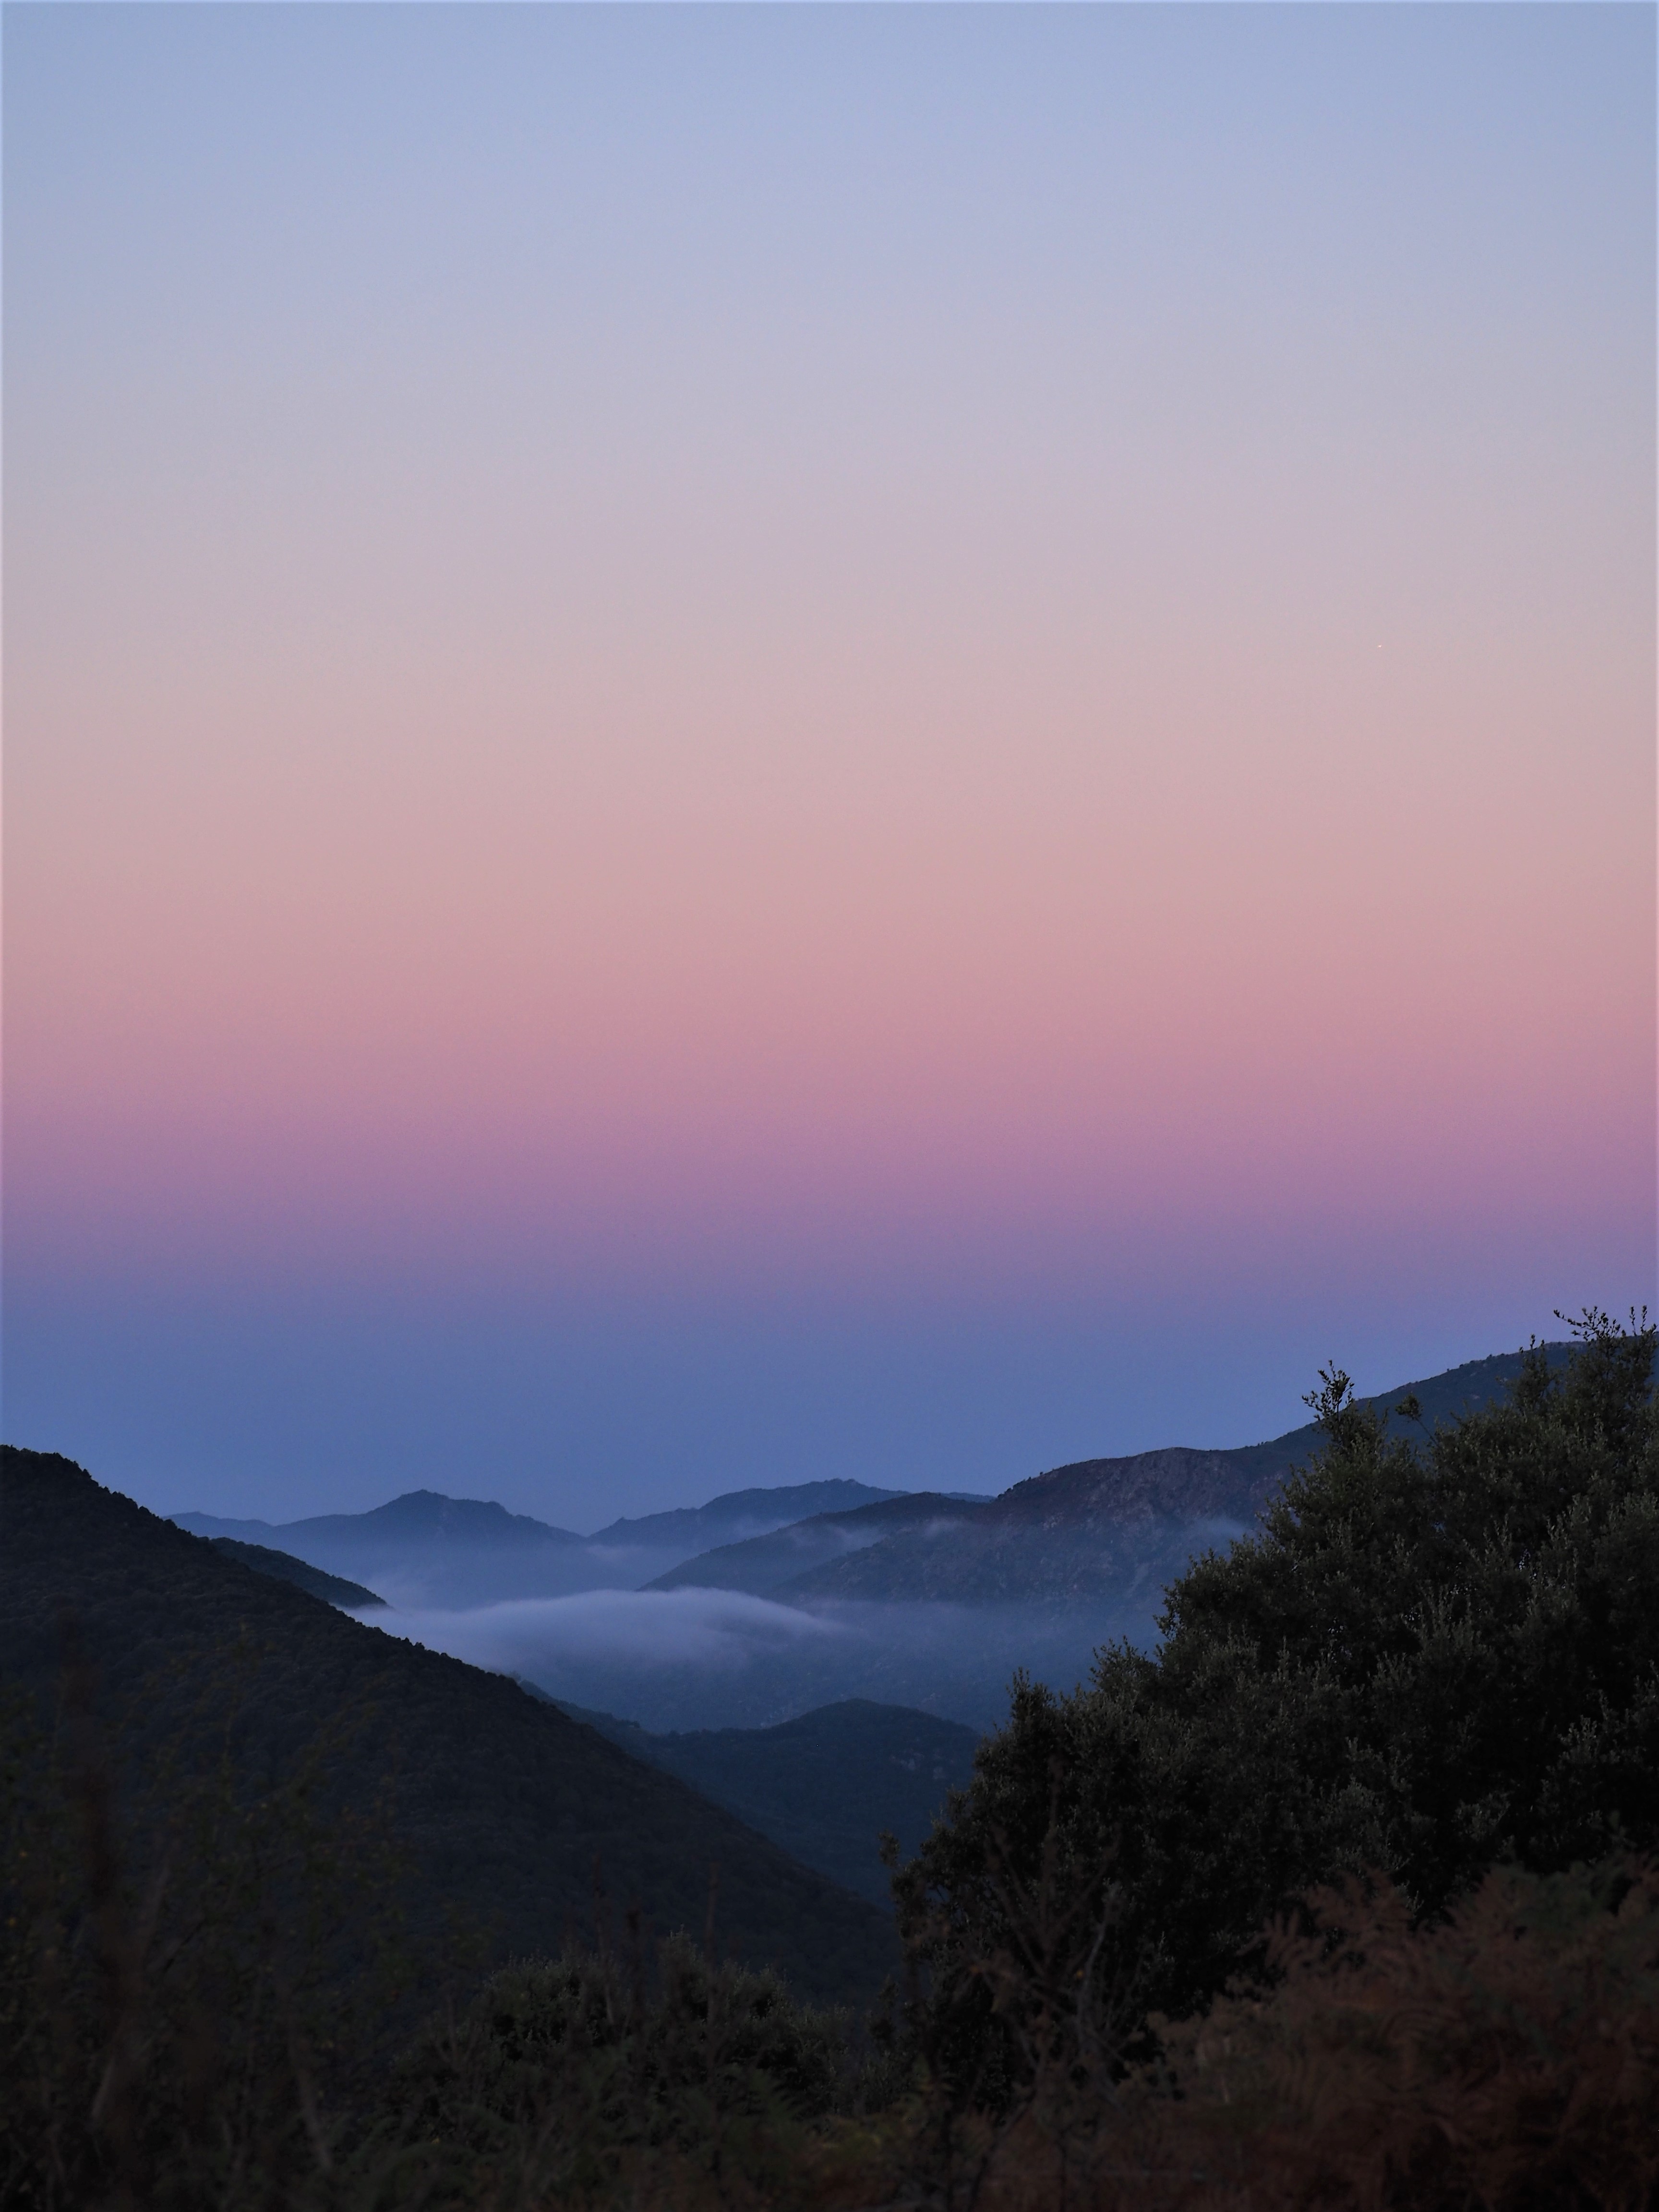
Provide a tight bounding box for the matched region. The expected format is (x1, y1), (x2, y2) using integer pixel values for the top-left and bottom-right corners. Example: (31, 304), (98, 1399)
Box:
(0, 1447), (895, 2004)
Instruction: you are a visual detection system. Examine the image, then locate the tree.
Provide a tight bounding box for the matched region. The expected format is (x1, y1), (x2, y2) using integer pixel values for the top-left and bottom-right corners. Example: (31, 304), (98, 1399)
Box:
(894, 1311), (1659, 2087)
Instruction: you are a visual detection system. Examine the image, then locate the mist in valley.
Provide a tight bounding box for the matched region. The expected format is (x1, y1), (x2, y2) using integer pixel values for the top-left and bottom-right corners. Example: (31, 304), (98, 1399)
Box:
(363, 1586), (1162, 1733)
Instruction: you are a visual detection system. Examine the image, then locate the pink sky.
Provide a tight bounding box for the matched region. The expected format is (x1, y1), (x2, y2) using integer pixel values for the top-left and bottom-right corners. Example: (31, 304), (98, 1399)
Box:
(4, 5), (1652, 1519)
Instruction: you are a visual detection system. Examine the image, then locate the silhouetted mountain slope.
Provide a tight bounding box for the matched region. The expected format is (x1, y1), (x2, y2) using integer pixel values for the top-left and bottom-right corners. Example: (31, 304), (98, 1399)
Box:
(542, 1698), (981, 1907)
(2, 1448), (894, 2004)
(208, 1537), (385, 1610)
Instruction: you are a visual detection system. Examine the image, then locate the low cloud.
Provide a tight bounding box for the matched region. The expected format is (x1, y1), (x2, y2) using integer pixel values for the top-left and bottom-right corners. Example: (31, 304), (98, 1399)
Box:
(361, 1590), (1158, 1735)
(371, 1586), (844, 1680)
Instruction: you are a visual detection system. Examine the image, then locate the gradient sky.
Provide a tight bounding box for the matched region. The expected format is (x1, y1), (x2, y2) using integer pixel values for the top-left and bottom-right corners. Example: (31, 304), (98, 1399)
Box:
(4, 3), (1654, 1527)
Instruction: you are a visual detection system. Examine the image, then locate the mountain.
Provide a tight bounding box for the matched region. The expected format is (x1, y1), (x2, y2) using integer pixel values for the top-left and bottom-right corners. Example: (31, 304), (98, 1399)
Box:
(647, 1492), (985, 1597)
(208, 1536), (385, 1610)
(3, 1447), (894, 2005)
(155, 1346), (1575, 1741)
(542, 1698), (981, 1908)
(587, 1479), (906, 1555)
(657, 1348), (1576, 1608)
(170, 1479), (921, 1606)
(172, 1490), (590, 1606)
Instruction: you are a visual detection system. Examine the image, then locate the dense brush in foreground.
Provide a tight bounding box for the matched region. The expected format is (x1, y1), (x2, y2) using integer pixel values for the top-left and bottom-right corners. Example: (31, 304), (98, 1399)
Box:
(855, 1858), (1659, 2212)
(6, 1765), (1656, 2212)
(3, 1310), (1655, 2208)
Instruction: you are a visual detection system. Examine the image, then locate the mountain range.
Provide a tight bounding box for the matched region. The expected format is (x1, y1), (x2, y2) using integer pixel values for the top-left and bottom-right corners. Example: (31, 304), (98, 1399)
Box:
(3, 1343), (1575, 2008)
(646, 1346), (1571, 1607)
(156, 1345), (1572, 1733)
(172, 1348), (1557, 1615)
(172, 1478), (914, 1607)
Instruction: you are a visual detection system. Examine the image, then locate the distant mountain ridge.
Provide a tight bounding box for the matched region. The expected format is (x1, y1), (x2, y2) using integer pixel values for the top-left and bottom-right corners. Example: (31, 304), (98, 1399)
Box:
(175, 1488), (584, 1551)
(585, 1480), (906, 1552)
(659, 1347), (1574, 1606)
(166, 1345), (1572, 1622)
(647, 1491), (976, 1597)
(170, 1478), (914, 1606)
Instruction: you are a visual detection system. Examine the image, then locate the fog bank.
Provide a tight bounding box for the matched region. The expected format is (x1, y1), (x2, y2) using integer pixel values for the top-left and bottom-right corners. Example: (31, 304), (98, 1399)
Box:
(370, 1588), (1162, 1732)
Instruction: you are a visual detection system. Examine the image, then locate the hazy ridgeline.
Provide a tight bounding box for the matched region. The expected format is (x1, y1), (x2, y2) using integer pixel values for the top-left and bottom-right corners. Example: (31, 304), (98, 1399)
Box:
(168, 1347), (1565, 1736)
(5, 1317), (1657, 2209)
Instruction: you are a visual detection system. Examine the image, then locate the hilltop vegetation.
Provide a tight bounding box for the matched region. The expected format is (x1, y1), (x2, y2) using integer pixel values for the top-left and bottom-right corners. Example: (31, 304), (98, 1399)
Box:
(898, 1314), (1659, 2086)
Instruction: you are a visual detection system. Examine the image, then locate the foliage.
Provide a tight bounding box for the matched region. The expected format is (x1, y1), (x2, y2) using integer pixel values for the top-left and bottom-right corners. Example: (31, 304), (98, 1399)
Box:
(0, 1665), (888, 2211)
(830, 1855), (1659, 2212)
(389, 1923), (903, 2208)
(1130, 1856), (1659, 2211)
(9, 1651), (1659, 2211)
(0, 1649), (408, 2212)
(893, 1310), (1659, 2082)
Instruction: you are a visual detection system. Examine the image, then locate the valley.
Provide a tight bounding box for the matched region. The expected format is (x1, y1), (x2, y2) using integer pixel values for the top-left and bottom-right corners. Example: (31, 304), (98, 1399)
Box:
(170, 1345), (1569, 1733)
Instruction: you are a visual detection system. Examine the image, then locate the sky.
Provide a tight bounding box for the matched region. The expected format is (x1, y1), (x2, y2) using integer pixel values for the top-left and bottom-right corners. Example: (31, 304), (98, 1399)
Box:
(4, 3), (1654, 1528)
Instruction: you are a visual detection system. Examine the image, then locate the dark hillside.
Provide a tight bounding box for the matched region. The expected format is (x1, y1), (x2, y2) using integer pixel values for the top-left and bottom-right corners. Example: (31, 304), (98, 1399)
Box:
(549, 1698), (981, 1906)
(0, 1447), (895, 2004)
(209, 1536), (385, 1610)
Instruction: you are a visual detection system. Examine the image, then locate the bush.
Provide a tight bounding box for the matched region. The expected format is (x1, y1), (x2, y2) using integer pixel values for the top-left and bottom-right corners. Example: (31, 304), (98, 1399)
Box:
(389, 1923), (902, 2208)
(842, 1856), (1659, 2212)
(0, 1654), (890, 2211)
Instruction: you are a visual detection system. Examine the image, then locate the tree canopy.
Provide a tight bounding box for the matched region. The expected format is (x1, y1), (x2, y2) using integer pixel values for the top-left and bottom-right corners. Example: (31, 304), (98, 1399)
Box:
(897, 1311), (1659, 2073)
